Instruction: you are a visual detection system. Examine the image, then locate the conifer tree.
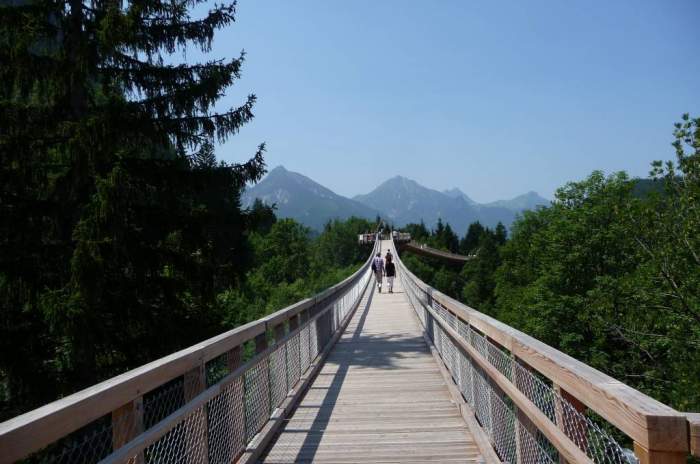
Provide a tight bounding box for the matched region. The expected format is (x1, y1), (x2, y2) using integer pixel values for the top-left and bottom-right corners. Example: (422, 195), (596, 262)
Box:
(0, 0), (264, 416)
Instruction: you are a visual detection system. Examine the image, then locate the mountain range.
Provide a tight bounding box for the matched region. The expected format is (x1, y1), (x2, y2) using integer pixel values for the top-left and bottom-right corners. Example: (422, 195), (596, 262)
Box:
(242, 166), (549, 234)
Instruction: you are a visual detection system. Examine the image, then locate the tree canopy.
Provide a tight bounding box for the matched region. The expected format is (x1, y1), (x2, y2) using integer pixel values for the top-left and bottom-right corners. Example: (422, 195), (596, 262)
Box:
(400, 115), (700, 412)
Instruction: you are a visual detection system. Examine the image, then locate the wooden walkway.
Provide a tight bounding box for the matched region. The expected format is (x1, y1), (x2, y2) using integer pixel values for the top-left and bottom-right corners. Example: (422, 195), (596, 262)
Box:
(261, 242), (480, 463)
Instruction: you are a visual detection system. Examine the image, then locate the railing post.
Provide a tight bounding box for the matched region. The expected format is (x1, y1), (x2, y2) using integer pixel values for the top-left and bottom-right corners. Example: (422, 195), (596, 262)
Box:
(632, 442), (686, 464)
(289, 314), (300, 332)
(112, 398), (144, 464)
(254, 330), (272, 420)
(273, 322), (285, 343)
(255, 332), (268, 354)
(688, 413), (700, 459)
(272, 321), (287, 408)
(184, 363), (208, 463)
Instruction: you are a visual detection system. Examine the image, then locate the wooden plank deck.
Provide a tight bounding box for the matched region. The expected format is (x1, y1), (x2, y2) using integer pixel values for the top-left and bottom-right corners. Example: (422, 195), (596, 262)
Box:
(261, 241), (480, 463)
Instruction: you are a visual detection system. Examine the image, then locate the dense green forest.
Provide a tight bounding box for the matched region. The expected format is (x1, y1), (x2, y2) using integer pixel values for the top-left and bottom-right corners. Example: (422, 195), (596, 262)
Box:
(400, 115), (700, 413)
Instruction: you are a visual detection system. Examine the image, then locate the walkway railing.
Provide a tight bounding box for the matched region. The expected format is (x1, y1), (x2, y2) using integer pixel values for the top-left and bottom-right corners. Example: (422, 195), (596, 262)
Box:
(0, 241), (378, 464)
(393, 238), (693, 464)
(402, 241), (475, 264)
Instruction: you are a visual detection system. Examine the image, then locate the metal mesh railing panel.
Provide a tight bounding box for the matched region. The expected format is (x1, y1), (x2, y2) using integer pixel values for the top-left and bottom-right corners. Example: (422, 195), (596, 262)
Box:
(300, 323), (311, 373)
(269, 343), (288, 411)
(286, 331), (301, 391)
(206, 377), (246, 463)
(244, 357), (270, 441)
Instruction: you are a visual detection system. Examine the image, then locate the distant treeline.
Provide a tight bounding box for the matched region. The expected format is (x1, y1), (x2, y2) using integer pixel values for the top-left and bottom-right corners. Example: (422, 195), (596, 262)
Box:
(400, 115), (700, 413)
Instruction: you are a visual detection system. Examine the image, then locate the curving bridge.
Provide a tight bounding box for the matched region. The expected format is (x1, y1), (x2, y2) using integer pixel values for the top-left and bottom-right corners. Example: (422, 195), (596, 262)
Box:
(401, 241), (475, 264)
(0, 238), (698, 464)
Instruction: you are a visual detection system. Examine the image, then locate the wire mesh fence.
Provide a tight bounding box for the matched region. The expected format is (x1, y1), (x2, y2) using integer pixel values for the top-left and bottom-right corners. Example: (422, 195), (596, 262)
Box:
(399, 260), (634, 464)
(19, 258), (373, 464)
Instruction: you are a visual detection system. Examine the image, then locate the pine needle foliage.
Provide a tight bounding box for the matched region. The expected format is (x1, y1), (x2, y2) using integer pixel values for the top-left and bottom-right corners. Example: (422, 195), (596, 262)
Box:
(0, 0), (265, 418)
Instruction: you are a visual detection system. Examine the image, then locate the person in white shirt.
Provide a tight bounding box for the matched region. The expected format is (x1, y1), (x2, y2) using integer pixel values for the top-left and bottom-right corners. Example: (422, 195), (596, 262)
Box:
(372, 253), (385, 293)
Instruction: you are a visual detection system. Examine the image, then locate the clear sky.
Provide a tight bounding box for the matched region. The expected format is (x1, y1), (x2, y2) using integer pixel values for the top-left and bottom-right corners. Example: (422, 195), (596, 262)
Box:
(201, 0), (699, 202)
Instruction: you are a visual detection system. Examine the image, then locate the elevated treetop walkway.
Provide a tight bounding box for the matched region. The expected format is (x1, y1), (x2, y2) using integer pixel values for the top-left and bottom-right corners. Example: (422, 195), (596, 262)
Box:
(359, 231), (475, 264)
(401, 241), (475, 264)
(0, 238), (698, 464)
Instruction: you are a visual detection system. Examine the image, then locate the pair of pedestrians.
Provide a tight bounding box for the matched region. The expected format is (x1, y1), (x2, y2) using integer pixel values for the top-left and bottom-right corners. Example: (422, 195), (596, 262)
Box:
(372, 250), (396, 293)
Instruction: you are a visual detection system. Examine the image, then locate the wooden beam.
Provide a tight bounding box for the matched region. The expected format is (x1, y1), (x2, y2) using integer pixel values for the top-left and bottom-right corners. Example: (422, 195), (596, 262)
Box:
(687, 413), (700, 458)
(112, 398), (144, 464)
(183, 364), (208, 464)
(254, 333), (268, 354)
(633, 442), (686, 464)
(272, 323), (285, 343)
(288, 314), (299, 332)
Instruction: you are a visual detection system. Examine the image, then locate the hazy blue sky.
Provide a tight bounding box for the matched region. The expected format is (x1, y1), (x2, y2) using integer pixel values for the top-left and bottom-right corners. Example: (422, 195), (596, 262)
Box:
(199, 0), (699, 202)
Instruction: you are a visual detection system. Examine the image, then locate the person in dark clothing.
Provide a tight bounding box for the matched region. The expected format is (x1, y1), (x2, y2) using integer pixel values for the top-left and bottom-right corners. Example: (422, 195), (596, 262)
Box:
(385, 255), (396, 293)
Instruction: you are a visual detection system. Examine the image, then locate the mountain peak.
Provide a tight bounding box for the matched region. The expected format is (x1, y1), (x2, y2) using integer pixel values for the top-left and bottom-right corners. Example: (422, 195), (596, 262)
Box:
(241, 166), (380, 230)
(443, 187), (476, 205)
(266, 165), (290, 177)
(385, 175), (418, 185)
(484, 191), (549, 212)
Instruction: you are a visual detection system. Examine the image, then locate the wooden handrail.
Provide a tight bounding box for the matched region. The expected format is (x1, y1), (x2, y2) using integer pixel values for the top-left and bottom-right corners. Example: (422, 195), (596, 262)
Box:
(395, 241), (690, 462)
(0, 241), (378, 463)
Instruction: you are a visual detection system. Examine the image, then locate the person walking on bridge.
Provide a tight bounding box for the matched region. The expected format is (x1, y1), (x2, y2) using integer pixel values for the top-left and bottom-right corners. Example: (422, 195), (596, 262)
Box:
(385, 255), (396, 293)
(372, 252), (385, 293)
